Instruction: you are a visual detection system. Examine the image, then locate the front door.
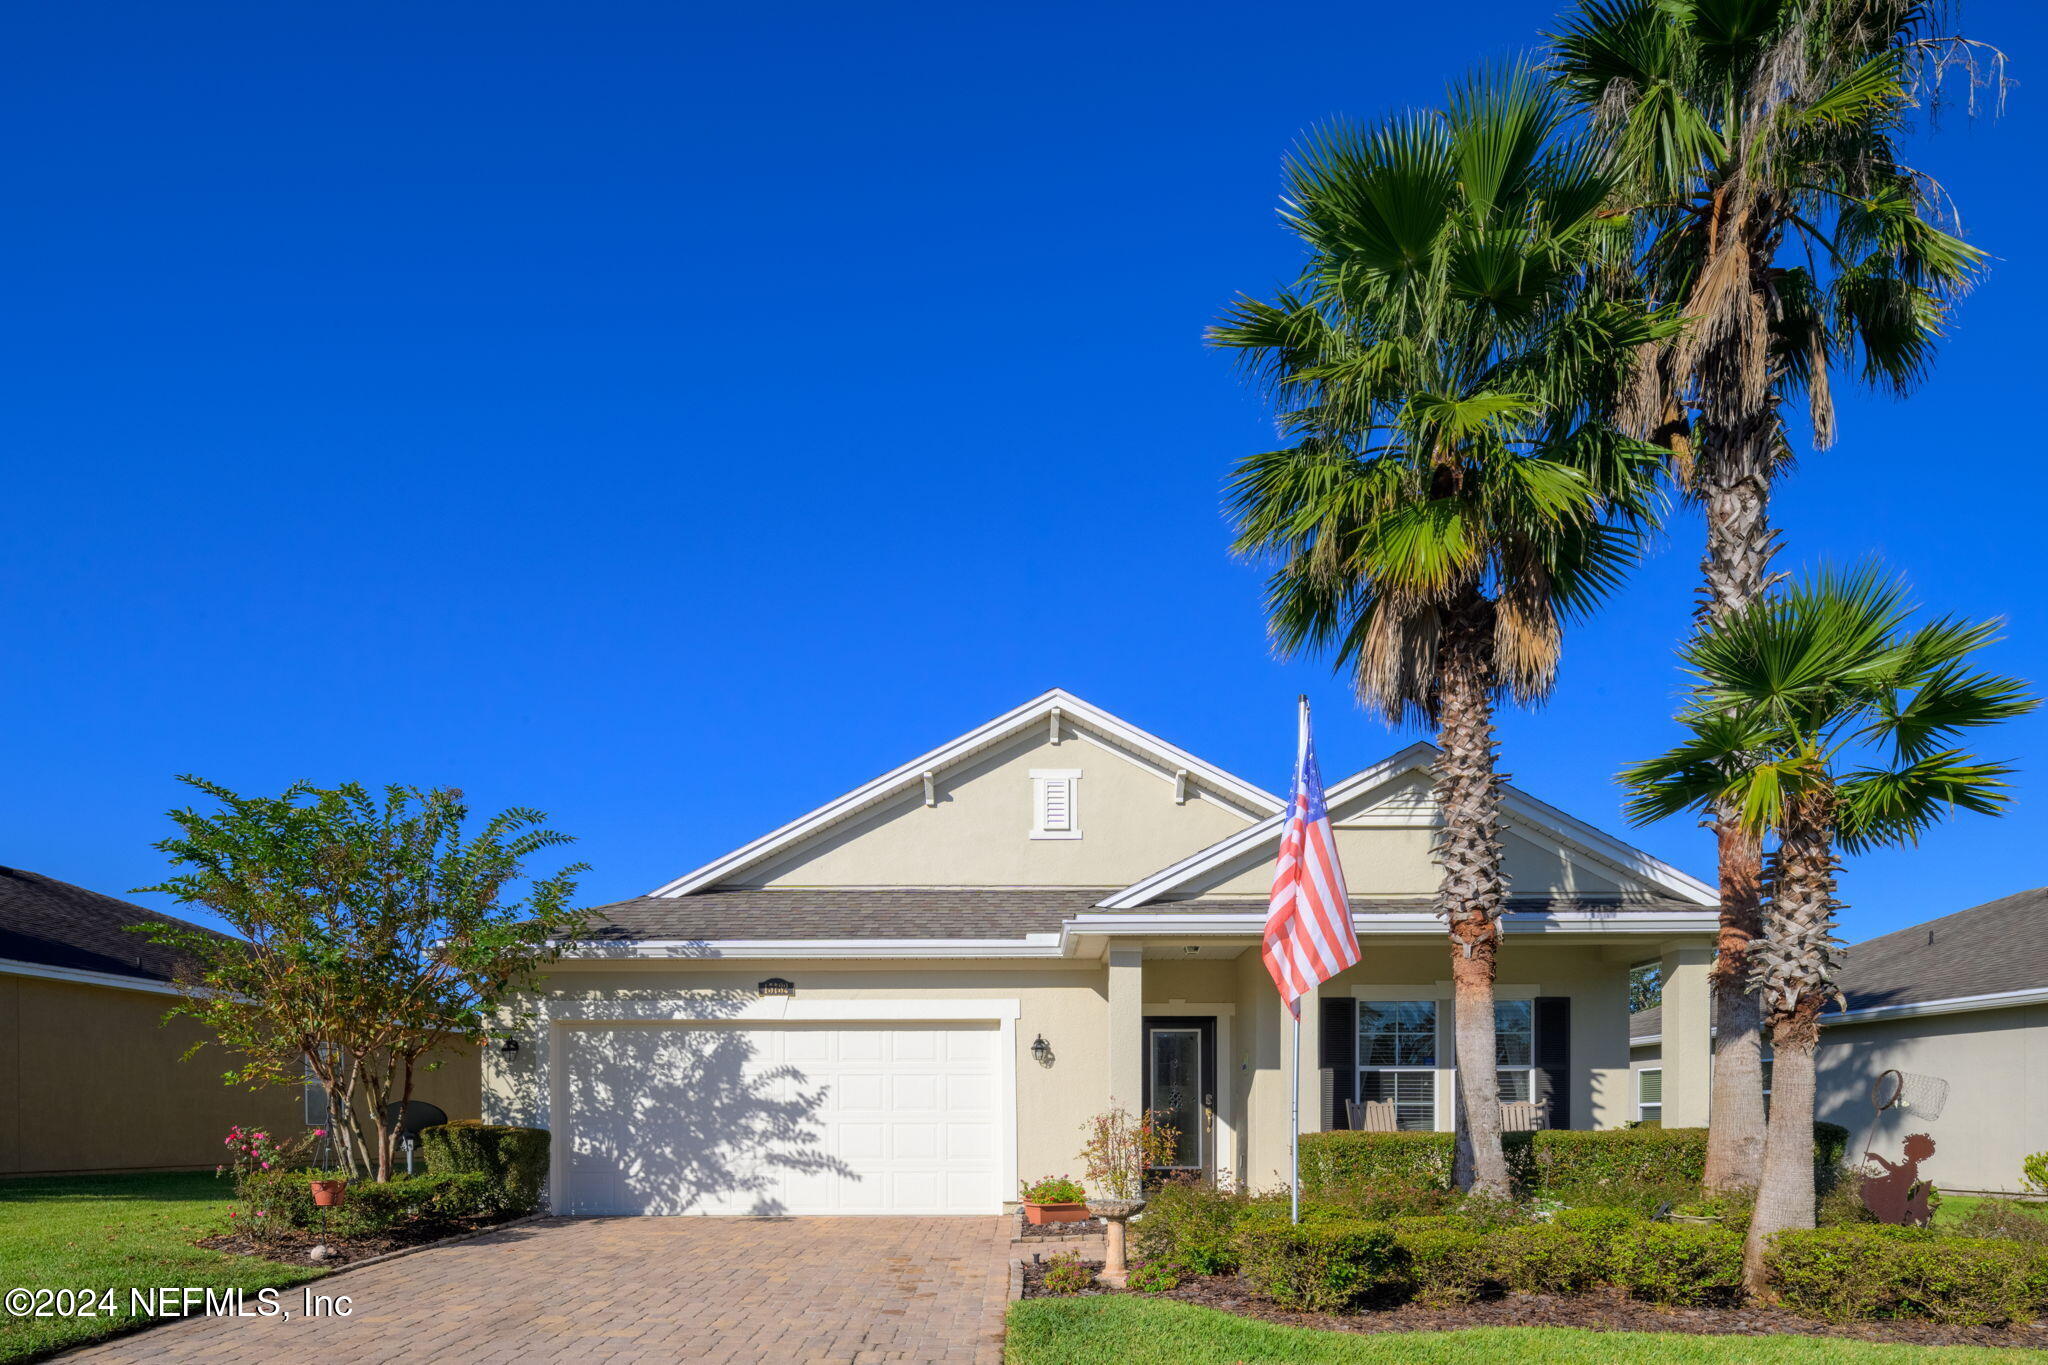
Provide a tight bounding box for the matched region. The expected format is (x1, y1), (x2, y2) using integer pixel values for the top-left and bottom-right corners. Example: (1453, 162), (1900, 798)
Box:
(1142, 1016), (1217, 1182)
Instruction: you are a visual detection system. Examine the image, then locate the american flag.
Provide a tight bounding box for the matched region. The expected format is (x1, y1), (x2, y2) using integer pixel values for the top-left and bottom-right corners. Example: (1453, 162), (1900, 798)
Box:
(1264, 699), (1359, 1017)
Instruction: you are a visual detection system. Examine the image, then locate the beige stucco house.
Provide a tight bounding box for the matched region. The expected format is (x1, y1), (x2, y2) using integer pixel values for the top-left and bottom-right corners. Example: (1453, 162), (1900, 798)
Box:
(486, 689), (1721, 1216)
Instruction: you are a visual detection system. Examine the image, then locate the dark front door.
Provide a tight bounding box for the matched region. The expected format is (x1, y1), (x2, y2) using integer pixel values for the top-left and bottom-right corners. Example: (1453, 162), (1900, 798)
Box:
(1142, 1015), (1217, 1181)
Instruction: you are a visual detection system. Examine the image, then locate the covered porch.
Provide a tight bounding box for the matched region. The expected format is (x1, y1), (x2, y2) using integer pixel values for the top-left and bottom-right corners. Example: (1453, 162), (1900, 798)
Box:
(1090, 917), (1717, 1192)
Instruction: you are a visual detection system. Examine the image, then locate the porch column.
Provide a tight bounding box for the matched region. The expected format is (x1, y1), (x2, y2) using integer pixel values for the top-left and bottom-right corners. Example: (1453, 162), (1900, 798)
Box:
(1108, 948), (1144, 1112)
(1660, 944), (1713, 1128)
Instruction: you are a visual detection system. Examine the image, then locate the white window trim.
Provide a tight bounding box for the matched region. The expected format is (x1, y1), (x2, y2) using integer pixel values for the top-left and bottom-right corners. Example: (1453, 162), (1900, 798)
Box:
(1029, 768), (1082, 840)
(1637, 1066), (1663, 1123)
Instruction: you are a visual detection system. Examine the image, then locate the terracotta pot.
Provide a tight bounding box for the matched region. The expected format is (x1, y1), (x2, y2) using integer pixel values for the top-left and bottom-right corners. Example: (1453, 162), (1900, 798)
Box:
(308, 1179), (349, 1208)
(1667, 1213), (1720, 1226)
(1023, 1201), (1090, 1225)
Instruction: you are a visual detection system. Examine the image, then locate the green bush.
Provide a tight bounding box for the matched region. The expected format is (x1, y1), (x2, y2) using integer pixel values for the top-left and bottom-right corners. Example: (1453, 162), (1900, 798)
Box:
(1125, 1258), (1183, 1293)
(1951, 1199), (2048, 1247)
(1812, 1122), (1851, 1172)
(1299, 1131), (1458, 1193)
(1394, 1225), (1495, 1304)
(1770, 1226), (2048, 1326)
(1041, 1250), (1095, 1295)
(1489, 1225), (1606, 1295)
(1130, 1181), (1250, 1274)
(421, 1121), (550, 1214)
(1551, 1206), (1644, 1243)
(234, 1168), (492, 1238)
(1235, 1218), (1406, 1312)
(1609, 1223), (1743, 1306)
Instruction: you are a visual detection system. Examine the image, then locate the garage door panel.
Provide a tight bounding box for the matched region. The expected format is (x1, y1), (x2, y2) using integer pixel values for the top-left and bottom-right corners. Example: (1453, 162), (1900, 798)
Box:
(561, 1021), (1001, 1216)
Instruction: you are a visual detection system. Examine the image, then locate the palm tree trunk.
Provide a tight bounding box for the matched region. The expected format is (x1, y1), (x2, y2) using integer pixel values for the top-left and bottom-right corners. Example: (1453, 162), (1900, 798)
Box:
(1697, 405), (1776, 1193)
(1740, 791), (1838, 1297)
(1434, 596), (1509, 1197)
(1704, 819), (1767, 1191)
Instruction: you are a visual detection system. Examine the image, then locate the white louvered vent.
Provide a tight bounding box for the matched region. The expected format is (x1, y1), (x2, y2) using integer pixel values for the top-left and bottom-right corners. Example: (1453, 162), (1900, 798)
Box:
(1030, 769), (1081, 840)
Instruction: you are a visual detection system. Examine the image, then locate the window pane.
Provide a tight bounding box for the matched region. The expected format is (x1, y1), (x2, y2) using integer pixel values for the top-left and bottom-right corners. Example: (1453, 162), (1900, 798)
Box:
(1639, 1069), (1662, 1105)
(1359, 1001), (1436, 1067)
(1640, 1104), (1661, 1122)
(1496, 1069), (1532, 1103)
(1494, 1000), (1533, 1067)
(1361, 1070), (1435, 1131)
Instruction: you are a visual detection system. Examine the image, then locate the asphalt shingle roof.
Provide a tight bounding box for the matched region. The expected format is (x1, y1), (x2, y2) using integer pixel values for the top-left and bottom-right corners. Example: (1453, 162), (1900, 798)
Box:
(0, 865), (223, 982)
(1835, 887), (2048, 1012)
(577, 890), (1703, 942)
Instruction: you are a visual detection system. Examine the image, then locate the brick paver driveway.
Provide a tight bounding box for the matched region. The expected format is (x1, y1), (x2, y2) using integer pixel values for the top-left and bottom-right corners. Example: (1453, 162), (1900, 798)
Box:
(64, 1216), (1013, 1364)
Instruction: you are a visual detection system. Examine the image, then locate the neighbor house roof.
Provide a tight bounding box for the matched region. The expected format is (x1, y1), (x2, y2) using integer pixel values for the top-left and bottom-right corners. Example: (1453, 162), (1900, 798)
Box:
(1630, 1004), (1661, 1044)
(0, 865), (221, 983)
(1835, 887), (2048, 1014)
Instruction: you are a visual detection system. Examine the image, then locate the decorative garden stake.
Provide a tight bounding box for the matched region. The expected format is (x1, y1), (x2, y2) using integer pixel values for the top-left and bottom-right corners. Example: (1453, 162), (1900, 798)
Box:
(1862, 1133), (1936, 1227)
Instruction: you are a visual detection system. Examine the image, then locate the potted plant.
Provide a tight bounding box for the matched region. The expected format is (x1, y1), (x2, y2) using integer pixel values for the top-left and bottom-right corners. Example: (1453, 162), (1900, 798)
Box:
(1079, 1107), (1179, 1287)
(1019, 1175), (1090, 1225)
(1668, 1198), (1725, 1226)
(308, 1175), (349, 1207)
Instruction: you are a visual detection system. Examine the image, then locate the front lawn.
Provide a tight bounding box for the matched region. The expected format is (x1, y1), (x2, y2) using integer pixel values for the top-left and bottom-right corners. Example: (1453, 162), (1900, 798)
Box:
(1005, 1297), (2048, 1364)
(0, 1171), (321, 1364)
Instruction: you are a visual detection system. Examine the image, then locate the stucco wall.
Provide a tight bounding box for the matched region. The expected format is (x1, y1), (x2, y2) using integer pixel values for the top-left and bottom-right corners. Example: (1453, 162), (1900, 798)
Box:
(1196, 823), (1630, 900)
(738, 722), (1257, 888)
(1816, 1006), (2048, 1196)
(0, 974), (484, 1178)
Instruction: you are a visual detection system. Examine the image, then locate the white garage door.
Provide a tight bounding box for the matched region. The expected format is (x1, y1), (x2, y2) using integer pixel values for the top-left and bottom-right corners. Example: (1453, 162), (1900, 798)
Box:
(557, 1022), (1002, 1216)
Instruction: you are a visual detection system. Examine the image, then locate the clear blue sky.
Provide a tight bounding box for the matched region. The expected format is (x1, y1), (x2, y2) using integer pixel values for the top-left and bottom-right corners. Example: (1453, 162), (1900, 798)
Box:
(5, 0), (2044, 945)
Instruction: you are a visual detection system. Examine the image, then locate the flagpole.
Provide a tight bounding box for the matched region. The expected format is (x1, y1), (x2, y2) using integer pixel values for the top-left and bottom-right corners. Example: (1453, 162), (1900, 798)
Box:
(1290, 694), (1307, 1226)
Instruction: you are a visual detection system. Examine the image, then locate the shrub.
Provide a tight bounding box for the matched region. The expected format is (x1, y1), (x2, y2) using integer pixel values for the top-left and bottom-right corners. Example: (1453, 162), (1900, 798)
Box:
(421, 1121), (550, 1214)
(1236, 1218), (1406, 1312)
(1019, 1175), (1087, 1204)
(1130, 1180), (1248, 1274)
(1528, 1128), (1708, 1204)
(1952, 1199), (2048, 1247)
(1552, 1206), (1644, 1243)
(1394, 1225), (1495, 1304)
(1040, 1251), (1095, 1295)
(233, 1168), (492, 1239)
(1812, 1122), (1851, 1173)
(1489, 1225), (1606, 1295)
(1299, 1131), (1457, 1193)
(1311, 1175), (1462, 1222)
(1817, 1169), (1875, 1227)
(2023, 1151), (2048, 1195)
(1125, 1258), (1183, 1293)
(1609, 1223), (1743, 1306)
(1771, 1226), (2048, 1325)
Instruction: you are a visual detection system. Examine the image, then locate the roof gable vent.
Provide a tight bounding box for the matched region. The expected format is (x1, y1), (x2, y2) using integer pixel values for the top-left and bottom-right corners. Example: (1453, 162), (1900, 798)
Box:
(1030, 769), (1081, 840)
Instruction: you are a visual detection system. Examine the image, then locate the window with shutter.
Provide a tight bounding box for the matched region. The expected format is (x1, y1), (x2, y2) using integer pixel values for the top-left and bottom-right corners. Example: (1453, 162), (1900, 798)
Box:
(1029, 769), (1081, 839)
(1637, 1067), (1662, 1124)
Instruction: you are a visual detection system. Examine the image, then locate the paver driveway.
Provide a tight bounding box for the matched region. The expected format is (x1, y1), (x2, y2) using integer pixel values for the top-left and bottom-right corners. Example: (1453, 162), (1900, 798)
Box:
(63, 1215), (1014, 1364)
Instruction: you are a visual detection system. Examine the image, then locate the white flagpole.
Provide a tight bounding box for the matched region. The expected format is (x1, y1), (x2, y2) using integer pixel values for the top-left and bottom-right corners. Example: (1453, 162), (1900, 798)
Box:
(1290, 694), (1307, 1226)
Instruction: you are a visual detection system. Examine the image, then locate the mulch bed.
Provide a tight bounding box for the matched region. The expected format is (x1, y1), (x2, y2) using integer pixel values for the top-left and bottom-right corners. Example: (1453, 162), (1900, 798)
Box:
(197, 1215), (513, 1267)
(1018, 1217), (1106, 1240)
(1017, 1262), (2048, 1351)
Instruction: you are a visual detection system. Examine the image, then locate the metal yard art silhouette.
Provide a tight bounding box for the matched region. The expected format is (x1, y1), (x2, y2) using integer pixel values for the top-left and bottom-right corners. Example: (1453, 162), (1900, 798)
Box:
(1859, 1069), (1944, 1227)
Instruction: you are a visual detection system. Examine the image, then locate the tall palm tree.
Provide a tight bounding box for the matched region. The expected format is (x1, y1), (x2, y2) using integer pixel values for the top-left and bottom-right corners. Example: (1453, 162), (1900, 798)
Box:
(1215, 67), (1673, 1196)
(1550, 0), (1992, 1191)
(1620, 567), (2034, 1293)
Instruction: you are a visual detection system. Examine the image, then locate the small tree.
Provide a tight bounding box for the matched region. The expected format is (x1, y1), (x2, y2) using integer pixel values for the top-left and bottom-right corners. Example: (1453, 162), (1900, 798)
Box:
(134, 778), (588, 1180)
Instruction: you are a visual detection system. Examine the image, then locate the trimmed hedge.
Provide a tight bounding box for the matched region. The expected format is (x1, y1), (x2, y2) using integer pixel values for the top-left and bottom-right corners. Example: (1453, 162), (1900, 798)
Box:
(1769, 1226), (2048, 1326)
(1300, 1125), (1850, 1204)
(1608, 1223), (1744, 1306)
(236, 1168), (493, 1237)
(1236, 1218), (1406, 1312)
(421, 1121), (550, 1214)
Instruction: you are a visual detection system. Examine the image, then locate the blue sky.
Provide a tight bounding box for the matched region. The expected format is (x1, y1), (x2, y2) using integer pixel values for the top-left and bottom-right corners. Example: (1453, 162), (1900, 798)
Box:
(5, 0), (2044, 944)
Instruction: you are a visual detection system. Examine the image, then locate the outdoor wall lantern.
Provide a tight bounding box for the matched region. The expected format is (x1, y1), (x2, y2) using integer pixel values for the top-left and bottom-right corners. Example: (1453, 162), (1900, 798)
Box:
(758, 977), (796, 998)
(1031, 1034), (1054, 1067)
(499, 1036), (520, 1054)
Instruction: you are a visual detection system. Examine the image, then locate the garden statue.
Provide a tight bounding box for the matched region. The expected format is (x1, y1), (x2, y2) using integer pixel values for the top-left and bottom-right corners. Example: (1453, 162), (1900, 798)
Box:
(1862, 1133), (1936, 1227)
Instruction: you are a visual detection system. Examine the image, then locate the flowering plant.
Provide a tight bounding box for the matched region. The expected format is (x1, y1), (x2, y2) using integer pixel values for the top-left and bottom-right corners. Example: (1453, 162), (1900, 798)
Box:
(1019, 1174), (1088, 1204)
(1079, 1107), (1178, 1202)
(217, 1125), (323, 1186)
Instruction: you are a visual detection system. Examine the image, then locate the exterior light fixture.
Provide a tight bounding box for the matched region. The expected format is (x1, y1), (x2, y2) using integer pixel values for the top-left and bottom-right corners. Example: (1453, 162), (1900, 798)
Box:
(499, 1036), (520, 1054)
(758, 977), (796, 998)
(1030, 1034), (1054, 1067)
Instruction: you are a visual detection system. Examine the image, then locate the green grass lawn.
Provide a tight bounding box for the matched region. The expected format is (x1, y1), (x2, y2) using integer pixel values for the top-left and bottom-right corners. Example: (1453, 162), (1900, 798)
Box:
(1933, 1196), (2048, 1231)
(1006, 1297), (2048, 1365)
(0, 1171), (322, 1364)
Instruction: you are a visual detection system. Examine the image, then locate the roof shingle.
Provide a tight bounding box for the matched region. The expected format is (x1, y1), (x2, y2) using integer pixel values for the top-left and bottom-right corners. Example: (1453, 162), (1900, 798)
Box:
(0, 866), (223, 982)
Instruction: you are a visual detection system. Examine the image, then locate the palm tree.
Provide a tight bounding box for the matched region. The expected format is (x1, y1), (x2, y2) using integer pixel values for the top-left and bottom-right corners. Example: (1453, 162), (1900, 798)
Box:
(1620, 567), (2034, 1293)
(1215, 67), (1673, 1196)
(1550, 0), (1993, 1191)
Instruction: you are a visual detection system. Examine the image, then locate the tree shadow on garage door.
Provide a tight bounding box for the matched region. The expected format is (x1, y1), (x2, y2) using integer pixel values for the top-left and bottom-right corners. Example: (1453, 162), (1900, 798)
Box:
(561, 989), (857, 1216)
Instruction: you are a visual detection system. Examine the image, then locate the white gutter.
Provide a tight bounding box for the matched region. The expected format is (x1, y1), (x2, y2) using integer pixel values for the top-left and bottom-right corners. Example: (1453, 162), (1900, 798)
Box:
(1825, 984), (2048, 1026)
(554, 934), (1067, 961)
(0, 956), (184, 997)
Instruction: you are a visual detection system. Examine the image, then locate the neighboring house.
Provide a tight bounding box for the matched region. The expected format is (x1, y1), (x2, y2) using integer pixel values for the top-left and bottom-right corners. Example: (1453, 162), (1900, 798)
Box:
(0, 865), (481, 1176)
(487, 689), (1722, 1217)
(1628, 888), (2048, 1195)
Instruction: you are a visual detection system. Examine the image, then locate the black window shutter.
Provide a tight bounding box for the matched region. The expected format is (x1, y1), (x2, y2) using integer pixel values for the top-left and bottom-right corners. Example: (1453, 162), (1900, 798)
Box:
(1319, 996), (1358, 1130)
(1534, 996), (1570, 1131)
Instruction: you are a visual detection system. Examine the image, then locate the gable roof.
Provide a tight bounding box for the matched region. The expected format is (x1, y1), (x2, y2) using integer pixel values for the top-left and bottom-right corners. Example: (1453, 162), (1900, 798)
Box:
(1836, 887), (2048, 1014)
(0, 865), (225, 983)
(649, 689), (1285, 897)
(1097, 742), (1717, 909)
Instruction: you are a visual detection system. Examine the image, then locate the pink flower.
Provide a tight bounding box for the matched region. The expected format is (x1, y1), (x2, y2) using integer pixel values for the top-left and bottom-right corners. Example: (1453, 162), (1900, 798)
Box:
(260, 1162), (270, 1170)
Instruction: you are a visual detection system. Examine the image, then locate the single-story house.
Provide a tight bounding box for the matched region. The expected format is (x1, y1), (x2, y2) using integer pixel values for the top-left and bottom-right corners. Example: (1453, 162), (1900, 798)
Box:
(1630, 888), (2048, 1196)
(487, 688), (1722, 1216)
(1, 865), (481, 1176)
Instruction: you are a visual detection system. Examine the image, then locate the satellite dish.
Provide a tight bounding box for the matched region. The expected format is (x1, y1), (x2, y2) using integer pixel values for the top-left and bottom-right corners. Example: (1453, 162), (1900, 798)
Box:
(381, 1100), (448, 1140)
